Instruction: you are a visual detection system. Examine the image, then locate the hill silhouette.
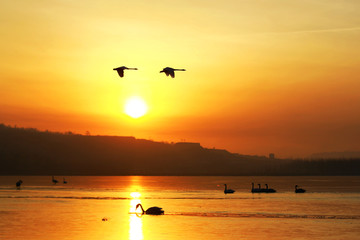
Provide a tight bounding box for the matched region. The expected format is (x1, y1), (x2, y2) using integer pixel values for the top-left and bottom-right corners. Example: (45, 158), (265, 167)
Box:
(1, 124), (359, 176)
(308, 151), (360, 159)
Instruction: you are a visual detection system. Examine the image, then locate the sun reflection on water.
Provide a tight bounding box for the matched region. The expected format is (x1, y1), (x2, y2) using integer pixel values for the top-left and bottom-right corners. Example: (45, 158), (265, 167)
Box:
(130, 192), (141, 199)
(129, 193), (143, 240)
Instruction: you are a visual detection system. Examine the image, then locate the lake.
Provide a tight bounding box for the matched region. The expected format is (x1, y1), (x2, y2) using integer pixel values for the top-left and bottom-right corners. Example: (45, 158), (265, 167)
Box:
(1, 176), (360, 239)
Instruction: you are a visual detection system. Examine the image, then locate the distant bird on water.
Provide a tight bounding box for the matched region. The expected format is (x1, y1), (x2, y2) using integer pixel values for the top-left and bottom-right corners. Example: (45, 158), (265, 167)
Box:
(251, 183), (276, 193)
(135, 203), (164, 215)
(295, 185), (306, 193)
(264, 183), (276, 193)
(251, 183), (260, 193)
(113, 66), (138, 78)
(63, 178), (67, 184)
(224, 184), (235, 194)
(52, 176), (58, 184)
(16, 180), (23, 189)
(160, 67), (186, 78)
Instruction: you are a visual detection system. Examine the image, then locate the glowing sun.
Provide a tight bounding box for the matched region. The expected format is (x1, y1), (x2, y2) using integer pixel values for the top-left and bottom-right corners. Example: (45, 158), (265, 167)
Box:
(124, 97), (148, 118)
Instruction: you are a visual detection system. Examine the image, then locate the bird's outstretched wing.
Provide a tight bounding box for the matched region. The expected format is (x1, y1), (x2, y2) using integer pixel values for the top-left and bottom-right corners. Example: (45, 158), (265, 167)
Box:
(169, 71), (175, 78)
(116, 70), (124, 77)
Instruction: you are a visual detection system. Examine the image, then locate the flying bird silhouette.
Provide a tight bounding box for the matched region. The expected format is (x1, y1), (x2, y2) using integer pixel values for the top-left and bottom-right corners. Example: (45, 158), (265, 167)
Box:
(113, 66), (138, 78)
(160, 67), (186, 78)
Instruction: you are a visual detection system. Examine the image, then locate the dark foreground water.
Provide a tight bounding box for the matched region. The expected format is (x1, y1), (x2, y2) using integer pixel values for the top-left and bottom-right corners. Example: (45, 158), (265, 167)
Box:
(1, 176), (359, 240)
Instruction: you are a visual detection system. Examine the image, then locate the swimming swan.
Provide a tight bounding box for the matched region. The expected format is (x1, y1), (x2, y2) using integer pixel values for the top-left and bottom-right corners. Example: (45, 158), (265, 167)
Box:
(251, 183), (261, 193)
(16, 180), (23, 188)
(264, 183), (276, 193)
(295, 185), (306, 193)
(52, 176), (58, 184)
(251, 183), (276, 193)
(224, 184), (235, 194)
(135, 203), (164, 215)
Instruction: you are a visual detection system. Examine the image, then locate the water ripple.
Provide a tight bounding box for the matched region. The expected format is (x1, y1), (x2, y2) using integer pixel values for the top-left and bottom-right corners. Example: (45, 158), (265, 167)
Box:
(171, 212), (360, 220)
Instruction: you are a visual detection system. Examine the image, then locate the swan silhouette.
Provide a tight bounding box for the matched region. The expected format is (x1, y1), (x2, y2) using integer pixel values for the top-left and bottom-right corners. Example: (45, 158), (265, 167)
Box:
(265, 184), (276, 193)
(113, 66), (138, 78)
(135, 203), (164, 215)
(52, 176), (58, 184)
(251, 183), (261, 193)
(224, 184), (235, 194)
(251, 183), (276, 193)
(63, 178), (67, 184)
(16, 180), (23, 188)
(160, 67), (186, 78)
(295, 185), (306, 193)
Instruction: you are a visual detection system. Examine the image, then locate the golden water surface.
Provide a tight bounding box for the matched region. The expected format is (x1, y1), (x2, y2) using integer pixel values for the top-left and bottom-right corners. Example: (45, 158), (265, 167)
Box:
(1, 176), (360, 239)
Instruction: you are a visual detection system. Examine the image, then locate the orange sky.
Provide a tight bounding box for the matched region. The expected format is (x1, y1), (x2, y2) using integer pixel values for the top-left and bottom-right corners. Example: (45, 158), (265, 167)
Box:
(1, 0), (360, 158)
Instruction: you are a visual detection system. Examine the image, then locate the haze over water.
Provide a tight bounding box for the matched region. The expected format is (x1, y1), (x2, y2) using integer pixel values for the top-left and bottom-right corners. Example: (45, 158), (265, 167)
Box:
(1, 176), (360, 240)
